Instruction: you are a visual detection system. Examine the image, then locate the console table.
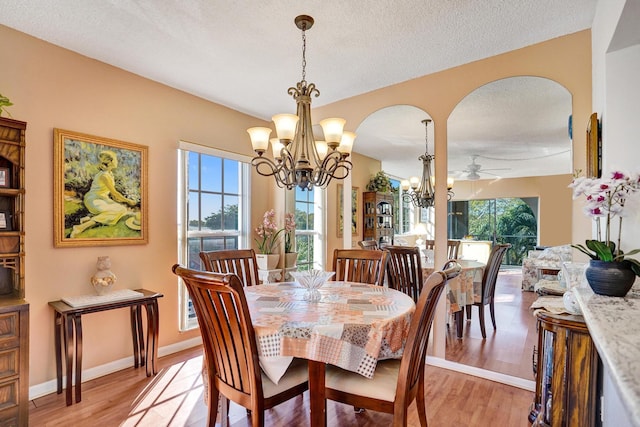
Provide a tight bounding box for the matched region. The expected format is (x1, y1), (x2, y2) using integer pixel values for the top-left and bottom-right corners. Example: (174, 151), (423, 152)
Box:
(48, 289), (163, 405)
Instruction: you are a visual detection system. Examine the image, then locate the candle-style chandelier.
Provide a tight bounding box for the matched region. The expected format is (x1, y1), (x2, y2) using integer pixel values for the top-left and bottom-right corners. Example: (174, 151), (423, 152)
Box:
(247, 15), (355, 191)
(401, 119), (454, 208)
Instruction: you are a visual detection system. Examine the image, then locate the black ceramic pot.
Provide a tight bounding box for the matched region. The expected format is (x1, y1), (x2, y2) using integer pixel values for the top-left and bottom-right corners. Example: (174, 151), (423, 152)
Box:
(585, 260), (636, 297)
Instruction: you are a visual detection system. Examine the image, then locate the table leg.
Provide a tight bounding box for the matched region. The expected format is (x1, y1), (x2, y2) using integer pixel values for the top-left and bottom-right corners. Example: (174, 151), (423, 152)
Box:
(144, 299), (160, 376)
(136, 304), (145, 366)
(151, 299), (159, 375)
(455, 310), (464, 338)
(74, 315), (83, 403)
(53, 312), (63, 394)
(308, 360), (326, 427)
(63, 314), (74, 406)
(130, 305), (141, 368)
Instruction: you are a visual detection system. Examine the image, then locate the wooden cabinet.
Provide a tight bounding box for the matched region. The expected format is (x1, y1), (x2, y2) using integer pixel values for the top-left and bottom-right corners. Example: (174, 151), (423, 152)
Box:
(0, 118), (28, 426)
(363, 191), (394, 246)
(0, 118), (25, 300)
(0, 301), (28, 426)
(529, 310), (599, 427)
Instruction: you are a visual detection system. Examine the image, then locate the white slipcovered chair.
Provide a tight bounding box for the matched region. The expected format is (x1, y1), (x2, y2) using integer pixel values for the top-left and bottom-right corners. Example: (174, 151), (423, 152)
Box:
(521, 244), (572, 291)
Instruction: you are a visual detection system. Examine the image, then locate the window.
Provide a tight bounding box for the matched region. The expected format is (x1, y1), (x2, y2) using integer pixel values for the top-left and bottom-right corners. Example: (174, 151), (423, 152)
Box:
(293, 187), (325, 271)
(448, 197), (538, 266)
(177, 142), (250, 330)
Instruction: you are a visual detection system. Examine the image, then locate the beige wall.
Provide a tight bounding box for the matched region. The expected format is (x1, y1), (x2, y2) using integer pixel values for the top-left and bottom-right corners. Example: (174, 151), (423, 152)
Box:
(0, 22), (592, 392)
(451, 174), (574, 246)
(0, 24), (277, 390)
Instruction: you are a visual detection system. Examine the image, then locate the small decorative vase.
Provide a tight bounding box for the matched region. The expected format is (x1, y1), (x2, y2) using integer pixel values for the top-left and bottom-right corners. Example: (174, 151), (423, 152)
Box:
(585, 260), (635, 297)
(256, 253), (279, 270)
(285, 252), (298, 268)
(90, 256), (117, 295)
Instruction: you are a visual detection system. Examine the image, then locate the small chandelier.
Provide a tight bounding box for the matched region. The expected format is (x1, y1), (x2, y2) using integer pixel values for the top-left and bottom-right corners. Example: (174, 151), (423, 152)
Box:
(401, 119), (454, 208)
(247, 15), (355, 191)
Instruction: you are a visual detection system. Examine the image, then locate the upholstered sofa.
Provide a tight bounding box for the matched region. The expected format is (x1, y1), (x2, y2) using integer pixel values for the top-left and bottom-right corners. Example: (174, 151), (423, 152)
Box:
(521, 244), (572, 291)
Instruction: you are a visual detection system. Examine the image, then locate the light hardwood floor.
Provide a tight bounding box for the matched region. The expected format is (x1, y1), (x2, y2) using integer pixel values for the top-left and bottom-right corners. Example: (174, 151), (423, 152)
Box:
(445, 269), (538, 379)
(30, 271), (535, 426)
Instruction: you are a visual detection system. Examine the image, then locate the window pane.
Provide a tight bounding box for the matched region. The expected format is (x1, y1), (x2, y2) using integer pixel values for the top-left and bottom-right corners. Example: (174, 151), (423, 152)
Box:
(223, 195), (239, 231)
(202, 237), (226, 252)
(188, 191), (200, 231)
(295, 201), (309, 229)
(201, 155), (222, 192)
(188, 152), (199, 190)
(225, 236), (239, 249)
(224, 159), (239, 194)
(201, 193), (222, 231)
(187, 238), (202, 269)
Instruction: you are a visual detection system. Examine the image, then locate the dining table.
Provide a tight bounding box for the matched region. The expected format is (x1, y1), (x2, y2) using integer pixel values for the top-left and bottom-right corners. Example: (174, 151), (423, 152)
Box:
(421, 258), (485, 338)
(244, 280), (416, 427)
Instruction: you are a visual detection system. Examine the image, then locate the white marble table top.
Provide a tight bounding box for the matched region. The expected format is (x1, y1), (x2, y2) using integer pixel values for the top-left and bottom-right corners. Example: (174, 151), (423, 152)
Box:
(574, 286), (640, 426)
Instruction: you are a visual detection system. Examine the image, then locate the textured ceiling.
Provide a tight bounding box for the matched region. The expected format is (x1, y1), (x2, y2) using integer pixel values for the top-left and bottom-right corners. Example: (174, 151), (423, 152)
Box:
(356, 77), (573, 180)
(0, 0), (596, 180)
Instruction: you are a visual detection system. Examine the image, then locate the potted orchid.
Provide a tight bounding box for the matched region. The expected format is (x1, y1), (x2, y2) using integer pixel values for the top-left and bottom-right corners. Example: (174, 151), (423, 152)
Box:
(569, 170), (640, 296)
(254, 209), (284, 269)
(283, 212), (298, 267)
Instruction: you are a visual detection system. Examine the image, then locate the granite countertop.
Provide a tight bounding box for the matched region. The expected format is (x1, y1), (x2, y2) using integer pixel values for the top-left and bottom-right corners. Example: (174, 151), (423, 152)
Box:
(574, 286), (640, 425)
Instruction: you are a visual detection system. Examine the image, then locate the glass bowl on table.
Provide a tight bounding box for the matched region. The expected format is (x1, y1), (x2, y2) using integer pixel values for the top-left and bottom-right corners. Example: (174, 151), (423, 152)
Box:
(290, 270), (335, 302)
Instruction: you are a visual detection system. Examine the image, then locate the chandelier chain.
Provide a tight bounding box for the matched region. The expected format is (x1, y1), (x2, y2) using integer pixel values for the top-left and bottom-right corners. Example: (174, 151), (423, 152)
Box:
(301, 25), (307, 83)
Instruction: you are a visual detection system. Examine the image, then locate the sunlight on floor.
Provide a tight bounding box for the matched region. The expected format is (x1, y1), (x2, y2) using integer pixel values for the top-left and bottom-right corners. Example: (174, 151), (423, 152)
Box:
(123, 356), (205, 426)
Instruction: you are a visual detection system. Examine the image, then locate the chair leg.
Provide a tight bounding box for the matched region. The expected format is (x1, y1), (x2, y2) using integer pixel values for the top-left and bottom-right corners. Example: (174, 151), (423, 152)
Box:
(251, 407), (264, 427)
(489, 301), (496, 330)
(220, 395), (229, 427)
(455, 311), (464, 338)
(416, 373), (428, 427)
(207, 386), (220, 427)
(478, 306), (487, 339)
(465, 305), (471, 320)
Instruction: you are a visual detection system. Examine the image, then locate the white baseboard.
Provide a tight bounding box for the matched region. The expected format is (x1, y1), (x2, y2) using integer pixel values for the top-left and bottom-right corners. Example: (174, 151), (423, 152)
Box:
(29, 336), (203, 400)
(426, 356), (536, 391)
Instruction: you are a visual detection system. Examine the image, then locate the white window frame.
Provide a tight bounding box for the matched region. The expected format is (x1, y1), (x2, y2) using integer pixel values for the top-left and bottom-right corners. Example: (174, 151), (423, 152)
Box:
(177, 141), (251, 330)
(293, 187), (326, 270)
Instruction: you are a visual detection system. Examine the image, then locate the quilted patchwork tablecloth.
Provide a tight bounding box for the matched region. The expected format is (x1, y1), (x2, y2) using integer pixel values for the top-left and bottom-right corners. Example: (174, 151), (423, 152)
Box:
(422, 259), (485, 313)
(244, 281), (415, 382)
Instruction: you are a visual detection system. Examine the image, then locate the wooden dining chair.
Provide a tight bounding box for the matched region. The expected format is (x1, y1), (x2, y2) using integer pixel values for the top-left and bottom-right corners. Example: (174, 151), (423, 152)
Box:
(332, 248), (389, 285)
(172, 265), (309, 427)
(358, 240), (379, 250)
(466, 243), (511, 338)
(325, 262), (462, 427)
(446, 240), (461, 259)
(199, 249), (260, 287)
(385, 245), (423, 301)
(423, 240), (435, 251)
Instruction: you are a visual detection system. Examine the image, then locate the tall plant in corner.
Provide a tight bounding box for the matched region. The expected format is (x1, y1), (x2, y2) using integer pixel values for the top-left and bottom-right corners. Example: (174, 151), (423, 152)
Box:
(0, 93), (13, 117)
(569, 170), (640, 276)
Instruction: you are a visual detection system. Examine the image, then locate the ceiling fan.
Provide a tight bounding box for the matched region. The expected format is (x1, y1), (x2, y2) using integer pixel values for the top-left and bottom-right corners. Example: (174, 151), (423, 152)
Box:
(454, 155), (511, 181)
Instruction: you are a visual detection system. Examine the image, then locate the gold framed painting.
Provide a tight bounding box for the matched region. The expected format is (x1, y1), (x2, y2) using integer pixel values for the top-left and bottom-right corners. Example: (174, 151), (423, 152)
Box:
(337, 185), (359, 237)
(53, 129), (148, 247)
(586, 112), (602, 178)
